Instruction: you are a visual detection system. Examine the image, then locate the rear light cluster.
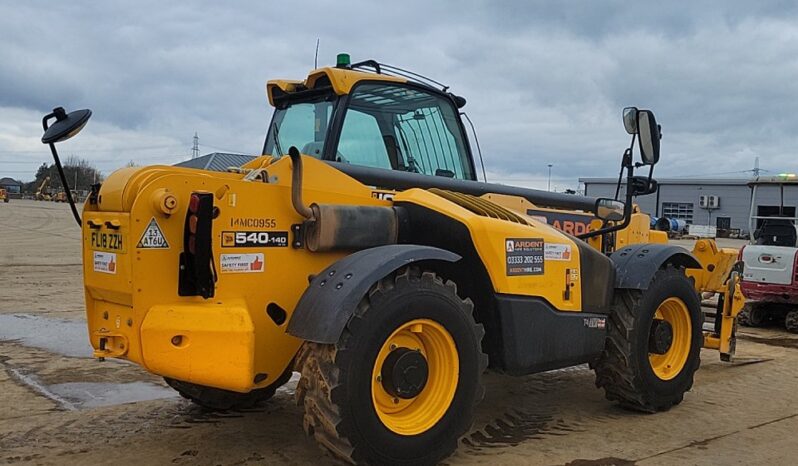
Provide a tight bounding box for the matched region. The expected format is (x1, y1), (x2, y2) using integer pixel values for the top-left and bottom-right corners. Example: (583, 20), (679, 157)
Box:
(178, 192), (216, 298)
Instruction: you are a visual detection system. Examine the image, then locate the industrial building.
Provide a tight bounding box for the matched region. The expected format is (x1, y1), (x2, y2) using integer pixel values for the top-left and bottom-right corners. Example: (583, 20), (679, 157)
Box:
(580, 177), (798, 236)
(174, 152), (256, 172)
(0, 177), (22, 199)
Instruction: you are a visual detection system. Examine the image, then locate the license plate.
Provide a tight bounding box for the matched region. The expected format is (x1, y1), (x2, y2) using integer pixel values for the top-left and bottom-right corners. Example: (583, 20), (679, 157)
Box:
(90, 231), (126, 253)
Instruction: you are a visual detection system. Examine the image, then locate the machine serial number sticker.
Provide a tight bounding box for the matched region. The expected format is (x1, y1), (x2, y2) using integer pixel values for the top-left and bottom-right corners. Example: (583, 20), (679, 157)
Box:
(137, 218), (169, 249)
(90, 231), (125, 253)
(544, 243), (572, 261)
(220, 253), (264, 273)
(505, 238), (544, 276)
(93, 251), (117, 274)
(221, 231), (288, 248)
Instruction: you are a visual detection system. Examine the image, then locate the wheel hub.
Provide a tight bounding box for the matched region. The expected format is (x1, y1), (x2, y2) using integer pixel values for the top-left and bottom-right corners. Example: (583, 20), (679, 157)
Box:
(649, 319), (674, 355)
(380, 347), (429, 399)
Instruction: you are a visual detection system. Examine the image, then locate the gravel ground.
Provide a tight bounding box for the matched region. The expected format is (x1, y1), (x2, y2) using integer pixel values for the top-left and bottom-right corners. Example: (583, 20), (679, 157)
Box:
(1, 199), (797, 465)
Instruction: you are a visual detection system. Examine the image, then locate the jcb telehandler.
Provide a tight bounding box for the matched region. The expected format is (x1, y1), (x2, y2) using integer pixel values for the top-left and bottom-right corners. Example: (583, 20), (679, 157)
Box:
(43, 55), (743, 465)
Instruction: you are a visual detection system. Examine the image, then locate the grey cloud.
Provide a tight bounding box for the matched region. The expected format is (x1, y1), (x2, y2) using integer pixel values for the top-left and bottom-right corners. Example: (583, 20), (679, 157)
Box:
(2, 1), (798, 184)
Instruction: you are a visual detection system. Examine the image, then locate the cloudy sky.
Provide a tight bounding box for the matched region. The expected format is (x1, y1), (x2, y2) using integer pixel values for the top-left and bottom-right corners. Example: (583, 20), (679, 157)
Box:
(2, 1), (797, 191)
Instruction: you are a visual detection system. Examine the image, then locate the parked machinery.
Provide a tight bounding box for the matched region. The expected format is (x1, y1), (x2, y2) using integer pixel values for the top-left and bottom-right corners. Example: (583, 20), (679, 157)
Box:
(739, 175), (798, 332)
(45, 57), (744, 465)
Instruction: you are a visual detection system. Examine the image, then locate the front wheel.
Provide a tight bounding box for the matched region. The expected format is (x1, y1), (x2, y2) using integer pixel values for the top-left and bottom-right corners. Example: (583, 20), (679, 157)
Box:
(593, 266), (702, 412)
(296, 267), (486, 465)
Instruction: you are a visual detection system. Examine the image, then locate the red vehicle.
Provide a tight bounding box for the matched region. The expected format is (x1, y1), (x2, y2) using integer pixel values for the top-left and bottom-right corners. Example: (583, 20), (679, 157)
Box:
(739, 176), (798, 332)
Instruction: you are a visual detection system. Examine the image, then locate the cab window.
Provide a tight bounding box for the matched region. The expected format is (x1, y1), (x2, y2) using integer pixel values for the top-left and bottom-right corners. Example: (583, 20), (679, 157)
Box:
(336, 83), (474, 180)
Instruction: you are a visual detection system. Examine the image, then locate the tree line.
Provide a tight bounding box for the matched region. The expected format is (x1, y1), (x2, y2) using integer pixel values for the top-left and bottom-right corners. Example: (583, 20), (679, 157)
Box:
(23, 156), (104, 194)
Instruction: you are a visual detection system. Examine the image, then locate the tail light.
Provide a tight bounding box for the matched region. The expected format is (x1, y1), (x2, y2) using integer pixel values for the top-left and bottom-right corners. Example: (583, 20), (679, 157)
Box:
(178, 192), (215, 298)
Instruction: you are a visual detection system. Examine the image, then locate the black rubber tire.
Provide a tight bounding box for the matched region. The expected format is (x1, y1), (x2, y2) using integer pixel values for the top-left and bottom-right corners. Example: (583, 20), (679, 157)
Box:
(738, 302), (768, 327)
(593, 266), (703, 413)
(295, 267), (487, 465)
(164, 367), (292, 411)
(785, 311), (798, 333)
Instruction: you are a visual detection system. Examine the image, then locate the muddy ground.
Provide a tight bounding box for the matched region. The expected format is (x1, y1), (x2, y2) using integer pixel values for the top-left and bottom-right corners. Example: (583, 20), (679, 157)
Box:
(1, 199), (797, 465)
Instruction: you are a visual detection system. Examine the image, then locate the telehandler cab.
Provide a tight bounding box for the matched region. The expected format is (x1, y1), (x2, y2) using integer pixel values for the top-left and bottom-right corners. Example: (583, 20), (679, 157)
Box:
(45, 55), (743, 465)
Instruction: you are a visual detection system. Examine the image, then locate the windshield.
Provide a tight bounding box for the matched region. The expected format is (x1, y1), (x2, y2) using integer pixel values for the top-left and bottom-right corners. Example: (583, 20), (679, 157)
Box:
(261, 82), (474, 181)
(263, 99), (334, 158)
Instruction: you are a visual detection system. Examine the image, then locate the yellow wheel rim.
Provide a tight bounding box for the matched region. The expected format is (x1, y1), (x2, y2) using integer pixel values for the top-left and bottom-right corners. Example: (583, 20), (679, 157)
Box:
(371, 319), (459, 436)
(649, 297), (692, 381)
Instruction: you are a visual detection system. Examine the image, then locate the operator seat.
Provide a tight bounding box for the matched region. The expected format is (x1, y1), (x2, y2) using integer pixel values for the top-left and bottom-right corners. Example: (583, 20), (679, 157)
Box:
(754, 219), (798, 247)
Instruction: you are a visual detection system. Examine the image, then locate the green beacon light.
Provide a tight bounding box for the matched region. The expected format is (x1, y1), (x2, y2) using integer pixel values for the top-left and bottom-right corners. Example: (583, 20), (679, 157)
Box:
(336, 53), (351, 68)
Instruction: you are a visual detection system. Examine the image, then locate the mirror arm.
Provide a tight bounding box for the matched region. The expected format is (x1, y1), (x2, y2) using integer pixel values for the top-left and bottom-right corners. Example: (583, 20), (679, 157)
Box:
(42, 113), (82, 227)
(579, 161), (636, 240)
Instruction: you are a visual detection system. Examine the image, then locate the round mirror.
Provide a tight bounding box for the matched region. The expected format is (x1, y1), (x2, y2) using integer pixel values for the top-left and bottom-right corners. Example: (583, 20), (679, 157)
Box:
(623, 107), (638, 135)
(41, 108), (92, 145)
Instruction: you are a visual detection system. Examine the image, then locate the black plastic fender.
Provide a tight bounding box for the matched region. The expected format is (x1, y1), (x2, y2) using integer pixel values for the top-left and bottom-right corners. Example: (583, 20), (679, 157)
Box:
(287, 244), (461, 344)
(610, 243), (701, 290)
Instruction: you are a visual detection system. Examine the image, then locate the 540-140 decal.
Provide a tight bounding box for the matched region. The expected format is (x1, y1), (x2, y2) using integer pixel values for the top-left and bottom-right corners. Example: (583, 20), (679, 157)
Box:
(222, 231), (288, 248)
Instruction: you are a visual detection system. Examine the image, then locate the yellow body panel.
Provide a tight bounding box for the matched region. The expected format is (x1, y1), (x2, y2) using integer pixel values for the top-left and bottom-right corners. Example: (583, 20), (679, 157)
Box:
(394, 189), (583, 311)
(141, 301), (255, 391)
(84, 156), (392, 392)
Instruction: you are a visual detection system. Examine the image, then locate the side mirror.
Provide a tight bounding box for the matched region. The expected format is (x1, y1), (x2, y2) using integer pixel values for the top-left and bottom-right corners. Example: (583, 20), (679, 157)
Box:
(637, 109), (660, 165)
(623, 107), (638, 135)
(629, 176), (658, 196)
(595, 198), (625, 222)
(41, 107), (92, 145)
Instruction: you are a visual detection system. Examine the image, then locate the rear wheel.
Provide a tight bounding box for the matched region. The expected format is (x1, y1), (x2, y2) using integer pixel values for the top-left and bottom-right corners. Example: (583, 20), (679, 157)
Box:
(296, 267), (486, 465)
(164, 367), (292, 411)
(593, 266), (702, 412)
(785, 311), (798, 333)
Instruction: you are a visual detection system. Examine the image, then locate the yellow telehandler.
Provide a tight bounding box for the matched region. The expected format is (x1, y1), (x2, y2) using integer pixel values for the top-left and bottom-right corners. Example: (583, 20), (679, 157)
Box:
(43, 55), (743, 465)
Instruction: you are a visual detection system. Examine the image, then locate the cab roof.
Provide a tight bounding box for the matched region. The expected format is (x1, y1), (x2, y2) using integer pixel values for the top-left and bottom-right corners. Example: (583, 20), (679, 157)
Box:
(266, 66), (406, 107)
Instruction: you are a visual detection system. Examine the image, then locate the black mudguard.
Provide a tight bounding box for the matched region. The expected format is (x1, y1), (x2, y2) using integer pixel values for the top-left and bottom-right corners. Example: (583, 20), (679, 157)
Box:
(611, 243), (701, 290)
(287, 244), (460, 344)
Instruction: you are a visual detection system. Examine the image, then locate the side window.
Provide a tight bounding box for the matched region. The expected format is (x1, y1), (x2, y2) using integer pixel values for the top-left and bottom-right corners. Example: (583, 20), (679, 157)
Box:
(338, 83), (474, 180)
(337, 109), (391, 169)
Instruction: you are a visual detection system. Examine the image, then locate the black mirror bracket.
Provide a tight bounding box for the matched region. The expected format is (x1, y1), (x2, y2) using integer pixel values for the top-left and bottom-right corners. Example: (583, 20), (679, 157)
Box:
(41, 107), (93, 227)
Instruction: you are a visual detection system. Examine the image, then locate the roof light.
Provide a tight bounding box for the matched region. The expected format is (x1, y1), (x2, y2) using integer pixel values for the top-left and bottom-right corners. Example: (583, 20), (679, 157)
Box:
(336, 53), (351, 68)
(779, 173), (797, 178)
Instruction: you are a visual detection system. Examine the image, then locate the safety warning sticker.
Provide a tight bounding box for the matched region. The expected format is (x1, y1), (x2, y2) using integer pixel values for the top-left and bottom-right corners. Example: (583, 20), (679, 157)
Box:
(93, 251), (117, 274)
(544, 243), (572, 261)
(505, 238), (544, 276)
(220, 253), (264, 273)
(137, 218), (169, 249)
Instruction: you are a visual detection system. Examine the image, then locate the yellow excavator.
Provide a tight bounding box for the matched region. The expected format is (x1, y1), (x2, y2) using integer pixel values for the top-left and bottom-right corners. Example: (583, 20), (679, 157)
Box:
(43, 56), (743, 465)
(35, 176), (51, 201)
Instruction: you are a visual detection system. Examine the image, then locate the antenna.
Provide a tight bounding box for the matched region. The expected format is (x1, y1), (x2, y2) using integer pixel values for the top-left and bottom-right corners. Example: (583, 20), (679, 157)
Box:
(192, 132), (199, 159)
(314, 38), (320, 68)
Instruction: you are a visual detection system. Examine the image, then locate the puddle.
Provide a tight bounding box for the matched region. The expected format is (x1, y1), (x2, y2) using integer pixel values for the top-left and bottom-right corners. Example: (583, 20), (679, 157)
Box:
(0, 313), (91, 358)
(0, 313), (178, 409)
(48, 381), (177, 409)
